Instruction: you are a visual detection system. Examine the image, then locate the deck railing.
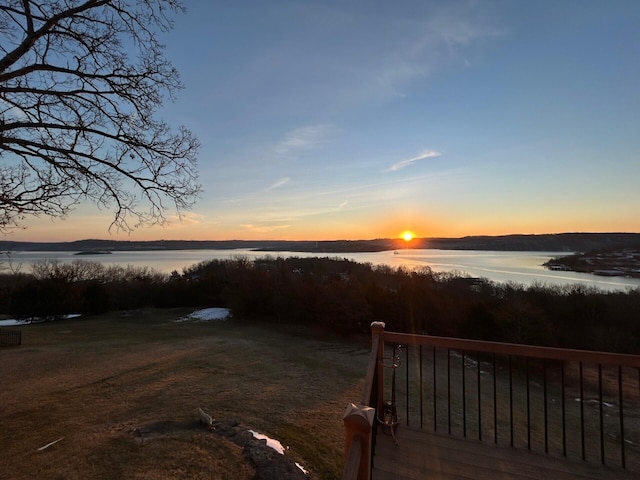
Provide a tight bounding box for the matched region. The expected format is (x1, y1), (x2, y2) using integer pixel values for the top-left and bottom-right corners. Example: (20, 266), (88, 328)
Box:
(343, 322), (640, 479)
(0, 328), (21, 347)
(342, 325), (383, 480)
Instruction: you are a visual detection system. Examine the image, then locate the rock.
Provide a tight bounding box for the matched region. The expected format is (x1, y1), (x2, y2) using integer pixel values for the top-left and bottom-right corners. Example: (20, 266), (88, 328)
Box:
(210, 419), (309, 480)
(134, 416), (309, 480)
(213, 420), (237, 438)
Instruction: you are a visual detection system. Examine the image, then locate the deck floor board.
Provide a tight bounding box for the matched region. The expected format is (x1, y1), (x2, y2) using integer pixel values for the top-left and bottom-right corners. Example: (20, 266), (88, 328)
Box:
(373, 426), (635, 480)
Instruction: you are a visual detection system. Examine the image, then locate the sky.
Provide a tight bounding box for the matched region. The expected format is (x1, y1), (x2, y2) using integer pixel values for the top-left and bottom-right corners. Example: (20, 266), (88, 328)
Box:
(12, 0), (640, 242)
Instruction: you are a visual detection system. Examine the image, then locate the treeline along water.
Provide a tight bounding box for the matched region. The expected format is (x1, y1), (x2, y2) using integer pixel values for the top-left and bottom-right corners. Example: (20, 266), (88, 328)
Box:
(6, 249), (640, 291)
(3, 254), (640, 353)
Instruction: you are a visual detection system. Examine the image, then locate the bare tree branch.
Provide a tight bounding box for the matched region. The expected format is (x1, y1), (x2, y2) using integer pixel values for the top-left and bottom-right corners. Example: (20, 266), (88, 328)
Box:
(0, 0), (200, 233)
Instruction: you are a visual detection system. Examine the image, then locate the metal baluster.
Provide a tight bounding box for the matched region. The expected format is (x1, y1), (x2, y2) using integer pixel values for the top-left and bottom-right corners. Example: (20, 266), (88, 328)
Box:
(433, 346), (437, 432)
(477, 351), (482, 441)
(405, 345), (410, 427)
(618, 365), (625, 469)
(598, 364), (604, 464)
(526, 357), (531, 450)
(448, 348), (451, 435)
(462, 352), (467, 438)
(543, 359), (548, 454)
(419, 345), (423, 429)
(561, 361), (566, 457)
(493, 353), (497, 444)
(509, 355), (514, 447)
(392, 344), (397, 425)
(580, 362), (585, 461)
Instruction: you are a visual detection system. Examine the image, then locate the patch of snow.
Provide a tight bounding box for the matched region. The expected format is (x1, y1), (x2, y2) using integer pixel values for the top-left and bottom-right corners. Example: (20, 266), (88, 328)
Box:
(296, 462), (308, 474)
(0, 319), (27, 327)
(176, 308), (230, 322)
(249, 429), (286, 455)
(0, 314), (81, 326)
(574, 398), (616, 408)
(248, 430), (308, 475)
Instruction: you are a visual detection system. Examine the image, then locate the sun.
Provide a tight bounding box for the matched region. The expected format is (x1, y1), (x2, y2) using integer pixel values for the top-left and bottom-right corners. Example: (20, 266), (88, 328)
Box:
(401, 230), (414, 242)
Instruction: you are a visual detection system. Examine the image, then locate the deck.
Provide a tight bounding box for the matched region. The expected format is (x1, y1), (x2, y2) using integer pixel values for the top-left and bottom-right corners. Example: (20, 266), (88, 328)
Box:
(373, 426), (633, 480)
(342, 323), (640, 480)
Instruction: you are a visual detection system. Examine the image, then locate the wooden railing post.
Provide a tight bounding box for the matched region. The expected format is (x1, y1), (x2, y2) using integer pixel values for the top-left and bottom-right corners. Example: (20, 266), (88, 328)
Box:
(343, 403), (375, 480)
(371, 321), (385, 410)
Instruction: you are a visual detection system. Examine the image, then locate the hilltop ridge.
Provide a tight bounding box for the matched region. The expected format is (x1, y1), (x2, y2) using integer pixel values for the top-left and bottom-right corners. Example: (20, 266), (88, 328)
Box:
(1, 233), (639, 254)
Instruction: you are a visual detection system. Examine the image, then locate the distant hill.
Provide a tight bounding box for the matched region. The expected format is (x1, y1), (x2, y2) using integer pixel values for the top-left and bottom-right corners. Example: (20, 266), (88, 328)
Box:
(418, 233), (640, 252)
(1, 233), (639, 254)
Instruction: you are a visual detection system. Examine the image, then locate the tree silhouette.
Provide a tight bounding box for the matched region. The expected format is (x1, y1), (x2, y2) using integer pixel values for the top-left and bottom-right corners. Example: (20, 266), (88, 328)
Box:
(0, 0), (200, 233)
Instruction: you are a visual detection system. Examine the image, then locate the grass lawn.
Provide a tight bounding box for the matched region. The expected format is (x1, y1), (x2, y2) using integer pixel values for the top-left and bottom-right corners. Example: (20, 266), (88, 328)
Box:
(0, 309), (371, 479)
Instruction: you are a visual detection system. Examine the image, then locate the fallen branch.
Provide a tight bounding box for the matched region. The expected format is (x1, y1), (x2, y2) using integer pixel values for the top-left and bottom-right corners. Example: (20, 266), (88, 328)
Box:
(198, 407), (213, 427)
(36, 437), (64, 451)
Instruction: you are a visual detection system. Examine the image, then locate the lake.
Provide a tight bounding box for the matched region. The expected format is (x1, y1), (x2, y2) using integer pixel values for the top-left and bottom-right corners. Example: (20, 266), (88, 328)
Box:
(4, 249), (640, 292)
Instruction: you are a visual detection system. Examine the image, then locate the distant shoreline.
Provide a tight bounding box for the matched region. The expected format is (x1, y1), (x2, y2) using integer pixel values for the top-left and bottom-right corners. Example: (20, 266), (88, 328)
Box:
(2, 233), (639, 255)
(544, 248), (640, 279)
(73, 251), (113, 256)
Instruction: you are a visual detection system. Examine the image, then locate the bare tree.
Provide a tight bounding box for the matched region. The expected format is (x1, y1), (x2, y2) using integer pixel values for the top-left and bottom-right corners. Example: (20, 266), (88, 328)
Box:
(0, 0), (200, 233)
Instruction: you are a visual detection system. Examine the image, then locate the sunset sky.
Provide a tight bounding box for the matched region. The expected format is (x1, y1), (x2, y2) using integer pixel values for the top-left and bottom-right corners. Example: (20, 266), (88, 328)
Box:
(11, 0), (640, 242)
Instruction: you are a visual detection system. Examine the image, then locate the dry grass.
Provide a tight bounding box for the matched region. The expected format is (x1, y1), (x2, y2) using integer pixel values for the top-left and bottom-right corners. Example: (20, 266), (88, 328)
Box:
(0, 309), (370, 479)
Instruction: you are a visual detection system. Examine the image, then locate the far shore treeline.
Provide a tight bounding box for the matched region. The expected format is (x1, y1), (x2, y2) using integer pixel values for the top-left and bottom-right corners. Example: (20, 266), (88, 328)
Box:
(2, 232), (640, 254)
(1, 256), (639, 354)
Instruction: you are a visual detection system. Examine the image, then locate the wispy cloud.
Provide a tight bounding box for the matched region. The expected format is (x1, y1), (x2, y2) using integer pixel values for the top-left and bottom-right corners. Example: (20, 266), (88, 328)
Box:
(266, 177), (291, 191)
(166, 211), (206, 226)
(240, 223), (291, 234)
(275, 124), (332, 155)
(385, 150), (441, 172)
(228, 169), (461, 223)
(311, 5), (503, 104)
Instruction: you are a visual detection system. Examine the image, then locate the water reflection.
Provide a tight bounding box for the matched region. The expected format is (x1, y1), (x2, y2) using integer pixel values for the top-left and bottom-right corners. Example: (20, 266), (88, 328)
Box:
(7, 249), (640, 292)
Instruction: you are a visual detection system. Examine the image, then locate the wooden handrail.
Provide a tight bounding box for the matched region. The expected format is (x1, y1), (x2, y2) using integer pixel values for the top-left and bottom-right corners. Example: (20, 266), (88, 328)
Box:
(360, 333), (380, 406)
(384, 331), (640, 367)
(343, 404), (375, 480)
(371, 321), (386, 413)
(342, 324), (382, 480)
(341, 435), (362, 480)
